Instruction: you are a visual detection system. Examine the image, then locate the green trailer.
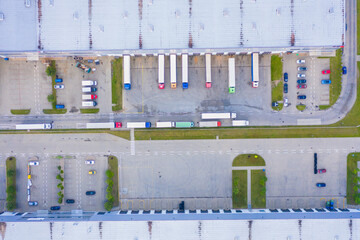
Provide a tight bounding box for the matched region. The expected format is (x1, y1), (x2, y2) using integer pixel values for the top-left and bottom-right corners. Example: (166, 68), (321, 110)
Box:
(175, 122), (194, 128)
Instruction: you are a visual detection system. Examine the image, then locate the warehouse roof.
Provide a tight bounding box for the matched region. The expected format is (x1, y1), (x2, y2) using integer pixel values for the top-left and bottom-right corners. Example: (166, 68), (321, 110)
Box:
(0, 0), (345, 52)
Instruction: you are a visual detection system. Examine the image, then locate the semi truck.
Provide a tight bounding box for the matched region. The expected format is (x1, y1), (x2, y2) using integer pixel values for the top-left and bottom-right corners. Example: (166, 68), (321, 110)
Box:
(16, 123), (52, 130)
(124, 55), (131, 90)
(82, 101), (97, 107)
(86, 122), (122, 128)
(82, 87), (97, 93)
(199, 121), (221, 127)
(182, 54), (188, 89)
(228, 58), (235, 93)
(158, 54), (165, 89)
(82, 80), (97, 86)
(82, 94), (97, 100)
(251, 53), (259, 88)
(170, 54), (177, 89)
(201, 112), (237, 120)
(155, 122), (174, 128)
(232, 120), (249, 126)
(126, 122), (151, 128)
(205, 53), (212, 88)
(175, 122), (194, 128)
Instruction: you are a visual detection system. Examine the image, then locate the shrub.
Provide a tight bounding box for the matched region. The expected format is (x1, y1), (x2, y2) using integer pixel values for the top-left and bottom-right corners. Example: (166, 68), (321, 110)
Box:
(106, 170), (114, 178)
(46, 64), (56, 77)
(58, 166), (61, 171)
(6, 185), (16, 194)
(60, 170), (64, 174)
(56, 174), (61, 180)
(7, 201), (16, 211)
(58, 198), (63, 204)
(57, 183), (62, 189)
(105, 178), (113, 186)
(47, 94), (55, 103)
(104, 201), (113, 211)
(7, 170), (15, 177)
(58, 191), (62, 196)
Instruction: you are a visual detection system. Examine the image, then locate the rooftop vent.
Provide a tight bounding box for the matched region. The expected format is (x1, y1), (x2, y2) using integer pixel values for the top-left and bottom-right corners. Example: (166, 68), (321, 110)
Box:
(123, 11), (128, 19)
(175, 9), (181, 18)
(148, 0), (153, 5)
(148, 24), (154, 32)
(99, 25), (104, 32)
(223, 9), (229, 17)
(199, 23), (204, 31)
(328, 7), (334, 14)
(252, 22), (256, 30)
(73, 12), (79, 21)
(276, 8), (281, 16)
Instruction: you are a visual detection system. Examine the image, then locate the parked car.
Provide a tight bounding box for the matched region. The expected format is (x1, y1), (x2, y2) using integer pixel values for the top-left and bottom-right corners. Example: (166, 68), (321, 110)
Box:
(342, 66), (347, 75)
(316, 183), (326, 188)
(272, 102), (279, 107)
(86, 191), (96, 195)
(89, 170), (96, 175)
(297, 74), (305, 78)
(284, 73), (288, 82)
(318, 169), (326, 174)
(28, 201), (38, 206)
(297, 59), (306, 64)
(283, 98), (288, 107)
(50, 206), (61, 210)
(321, 80), (331, 84)
(55, 78), (63, 83)
(56, 104), (65, 109)
(29, 161), (39, 166)
(297, 79), (306, 84)
(284, 83), (288, 93)
(85, 160), (95, 164)
(297, 95), (306, 100)
(322, 69), (331, 74)
(66, 199), (75, 204)
(54, 84), (64, 89)
(326, 200), (334, 210)
(297, 84), (307, 89)
(297, 67), (307, 71)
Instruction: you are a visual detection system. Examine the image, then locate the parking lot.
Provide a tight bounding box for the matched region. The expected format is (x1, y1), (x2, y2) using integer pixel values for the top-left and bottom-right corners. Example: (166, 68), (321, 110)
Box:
(16, 153), (108, 212)
(123, 55), (271, 119)
(282, 54), (330, 113)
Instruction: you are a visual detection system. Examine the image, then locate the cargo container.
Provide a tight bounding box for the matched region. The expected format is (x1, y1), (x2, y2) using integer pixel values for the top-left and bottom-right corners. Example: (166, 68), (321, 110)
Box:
(232, 120), (249, 126)
(201, 112), (236, 120)
(158, 54), (165, 89)
(182, 54), (188, 89)
(82, 94), (97, 100)
(251, 53), (259, 88)
(175, 122), (194, 128)
(155, 122), (174, 128)
(82, 101), (97, 107)
(82, 80), (97, 86)
(126, 122), (151, 128)
(170, 54), (177, 89)
(228, 58), (235, 93)
(199, 121), (221, 127)
(82, 87), (97, 93)
(205, 53), (212, 88)
(124, 55), (131, 90)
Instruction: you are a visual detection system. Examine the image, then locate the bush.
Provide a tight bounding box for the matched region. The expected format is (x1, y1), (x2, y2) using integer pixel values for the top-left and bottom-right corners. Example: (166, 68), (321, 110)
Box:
(60, 170), (64, 174)
(58, 191), (62, 196)
(56, 174), (61, 180)
(57, 183), (62, 189)
(7, 201), (16, 211)
(104, 201), (113, 211)
(46, 64), (56, 77)
(58, 166), (61, 171)
(106, 170), (114, 178)
(105, 178), (113, 186)
(6, 185), (16, 194)
(7, 170), (15, 177)
(58, 198), (63, 204)
(47, 94), (55, 103)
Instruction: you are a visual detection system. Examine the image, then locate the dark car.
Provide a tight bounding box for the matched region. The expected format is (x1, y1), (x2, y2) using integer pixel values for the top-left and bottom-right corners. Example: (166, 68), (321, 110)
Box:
(326, 200), (334, 210)
(86, 191), (96, 196)
(50, 206), (61, 211)
(66, 199), (75, 204)
(342, 66), (347, 75)
(297, 95), (306, 100)
(297, 67), (307, 71)
(297, 79), (306, 84)
(272, 101), (279, 107)
(318, 169), (326, 174)
(28, 201), (38, 206)
(284, 73), (288, 82)
(316, 183), (326, 188)
(297, 84), (307, 89)
(284, 83), (288, 93)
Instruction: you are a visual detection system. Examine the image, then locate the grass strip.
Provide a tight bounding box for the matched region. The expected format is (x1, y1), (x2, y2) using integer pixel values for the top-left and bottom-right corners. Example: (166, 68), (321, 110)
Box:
(358, 0), (360, 55)
(10, 109), (30, 115)
(112, 58), (123, 112)
(296, 105), (306, 111)
(251, 170), (267, 208)
(329, 49), (343, 106)
(80, 108), (99, 114)
(108, 156), (119, 207)
(43, 109), (67, 114)
(347, 153), (360, 205)
(271, 55), (284, 111)
(6, 157), (16, 211)
(271, 55), (283, 81)
(233, 154), (265, 167)
(232, 170), (247, 209)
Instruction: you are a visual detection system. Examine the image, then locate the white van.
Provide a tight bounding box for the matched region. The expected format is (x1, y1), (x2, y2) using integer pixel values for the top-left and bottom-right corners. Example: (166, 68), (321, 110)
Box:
(82, 101), (97, 107)
(82, 80), (97, 86)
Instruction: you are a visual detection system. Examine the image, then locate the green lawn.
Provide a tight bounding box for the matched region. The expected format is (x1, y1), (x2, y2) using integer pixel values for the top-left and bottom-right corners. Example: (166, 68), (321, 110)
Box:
(134, 127), (359, 140)
(271, 55), (283, 81)
(6, 157), (16, 211)
(80, 108), (99, 114)
(10, 109), (30, 115)
(329, 49), (343, 106)
(232, 170), (247, 209)
(108, 156), (119, 207)
(347, 153), (360, 205)
(271, 81), (284, 111)
(43, 109), (67, 114)
(331, 62), (360, 126)
(296, 105), (306, 111)
(251, 170), (267, 208)
(319, 105), (331, 110)
(112, 58), (123, 112)
(233, 154), (265, 167)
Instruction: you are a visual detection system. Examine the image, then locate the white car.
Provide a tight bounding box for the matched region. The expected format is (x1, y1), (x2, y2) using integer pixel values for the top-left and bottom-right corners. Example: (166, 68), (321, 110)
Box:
(296, 59), (306, 64)
(54, 84), (64, 89)
(283, 98), (289, 107)
(85, 160), (95, 165)
(297, 74), (305, 78)
(29, 161), (39, 166)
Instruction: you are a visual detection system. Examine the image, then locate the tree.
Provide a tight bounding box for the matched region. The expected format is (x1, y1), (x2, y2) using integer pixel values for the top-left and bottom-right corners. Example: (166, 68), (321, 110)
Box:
(7, 201), (16, 211)
(104, 201), (113, 211)
(106, 178), (113, 186)
(106, 170), (114, 178)
(56, 174), (61, 180)
(106, 186), (113, 193)
(106, 193), (114, 202)
(58, 191), (62, 196)
(58, 198), (63, 204)
(60, 170), (64, 174)
(57, 183), (62, 189)
(233, 188), (239, 195)
(46, 64), (56, 77)
(58, 166), (61, 171)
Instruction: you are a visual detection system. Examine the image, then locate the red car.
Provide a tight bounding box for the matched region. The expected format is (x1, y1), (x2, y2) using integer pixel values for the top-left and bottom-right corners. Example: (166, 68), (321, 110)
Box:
(115, 122), (122, 128)
(322, 70), (331, 74)
(318, 169), (326, 174)
(297, 84), (307, 89)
